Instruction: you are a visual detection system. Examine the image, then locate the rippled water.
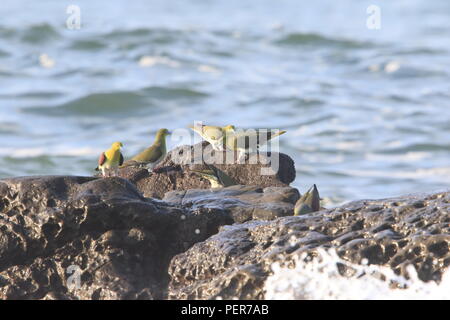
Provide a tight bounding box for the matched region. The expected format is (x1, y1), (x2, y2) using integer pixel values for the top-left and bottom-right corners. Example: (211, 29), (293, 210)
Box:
(0, 0), (449, 205)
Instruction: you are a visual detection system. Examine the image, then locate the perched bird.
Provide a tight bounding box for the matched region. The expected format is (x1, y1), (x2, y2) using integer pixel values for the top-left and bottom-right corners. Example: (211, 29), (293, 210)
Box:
(95, 142), (124, 177)
(121, 128), (170, 169)
(223, 127), (286, 162)
(189, 124), (235, 151)
(294, 184), (321, 216)
(191, 164), (237, 188)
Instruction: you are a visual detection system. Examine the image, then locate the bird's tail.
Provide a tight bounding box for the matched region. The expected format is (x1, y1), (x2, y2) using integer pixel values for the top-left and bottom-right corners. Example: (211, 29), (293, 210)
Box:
(188, 124), (200, 131)
(271, 130), (287, 138)
(192, 168), (216, 179)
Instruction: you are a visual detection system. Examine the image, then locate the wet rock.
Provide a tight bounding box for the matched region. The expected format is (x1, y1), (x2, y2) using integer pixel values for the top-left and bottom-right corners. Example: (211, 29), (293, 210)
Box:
(168, 191), (450, 299)
(118, 142), (296, 198)
(0, 175), (296, 299)
(1, 174), (449, 300)
(0, 176), (221, 299)
(163, 185), (300, 223)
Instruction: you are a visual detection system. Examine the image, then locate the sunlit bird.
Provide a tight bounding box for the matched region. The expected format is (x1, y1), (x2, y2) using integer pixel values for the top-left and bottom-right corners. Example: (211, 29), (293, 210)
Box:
(223, 127), (286, 162)
(95, 141), (124, 177)
(121, 128), (170, 169)
(189, 124), (235, 151)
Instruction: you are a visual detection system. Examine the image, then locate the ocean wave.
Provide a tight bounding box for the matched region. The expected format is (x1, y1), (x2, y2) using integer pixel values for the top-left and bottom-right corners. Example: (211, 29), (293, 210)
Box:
(0, 122), (21, 134)
(20, 23), (60, 44)
(275, 32), (371, 48)
(0, 48), (10, 57)
(365, 152), (431, 162)
(21, 86), (208, 117)
(68, 39), (108, 51)
(0, 70), (15, 77)
(103, 27), (185, 45)
(367, 60), (447, 78)
(0, 25), (16, 38)
(342, 167), (450, 182)
(138, 55), (181, 68)
(22, 91), (150, 117)
(141, 86), (208, 99)
(380, 143), (450, 153)
(0, 146), (100, 158)
(265, 249), (450, 299)
(243, 96), (324, 108)
(4, 91), (65, 99)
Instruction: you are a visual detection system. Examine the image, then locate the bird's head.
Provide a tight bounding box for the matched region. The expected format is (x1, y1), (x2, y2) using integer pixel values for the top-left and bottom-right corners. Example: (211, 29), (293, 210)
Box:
(192, 169), (220, 185)
(154, 128), (170, 144)
(111, 142), (123, 149)
(156, 128), (171, 137)
(223, 125), (235, 132)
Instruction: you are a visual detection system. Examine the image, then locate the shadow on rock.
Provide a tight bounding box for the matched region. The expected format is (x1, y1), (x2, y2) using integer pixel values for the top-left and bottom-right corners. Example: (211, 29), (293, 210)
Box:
(118, 141), (296, 198)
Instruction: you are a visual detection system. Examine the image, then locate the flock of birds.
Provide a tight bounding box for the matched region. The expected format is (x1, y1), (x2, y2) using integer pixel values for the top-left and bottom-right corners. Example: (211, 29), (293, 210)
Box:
(95, 124), (321, 215)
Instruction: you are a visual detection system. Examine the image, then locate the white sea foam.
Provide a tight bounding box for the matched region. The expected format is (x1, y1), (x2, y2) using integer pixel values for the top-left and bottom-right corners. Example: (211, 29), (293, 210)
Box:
(198, 64), (221, 74)
(0, 147), (99, 158)
(365, 152), (431, 162)
(138, 55), (180, 68)
(385, 61), (401, 73)
(39, 53), (55, 68)
(264, 249), (450, 300)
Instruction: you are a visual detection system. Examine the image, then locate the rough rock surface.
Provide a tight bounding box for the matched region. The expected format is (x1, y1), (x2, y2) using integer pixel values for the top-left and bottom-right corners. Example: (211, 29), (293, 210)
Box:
(118, 142), (296, 198)
(0, 174), (449, 300)
(163, 186), (299, 223)
(168, 191), (450, 299)
(0, 175), (296, 299)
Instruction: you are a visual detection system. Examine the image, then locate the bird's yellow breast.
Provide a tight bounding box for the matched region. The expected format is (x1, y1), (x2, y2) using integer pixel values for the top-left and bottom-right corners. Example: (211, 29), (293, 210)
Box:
(103, 148), (122, 168)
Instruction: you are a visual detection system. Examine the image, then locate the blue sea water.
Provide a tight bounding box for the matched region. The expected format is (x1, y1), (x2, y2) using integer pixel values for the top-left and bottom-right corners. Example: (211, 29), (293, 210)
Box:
(0, 0), (449, 205)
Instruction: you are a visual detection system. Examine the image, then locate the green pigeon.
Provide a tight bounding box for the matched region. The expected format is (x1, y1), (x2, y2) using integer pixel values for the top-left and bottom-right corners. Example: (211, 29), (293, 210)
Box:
(189, 124), (235, 151)
(95, 141), (124, 177)
(223, 127), (286, 162)
(121, 128), (170, 169)
(191, 164), (237, 188)
(294, 184), (321, 216)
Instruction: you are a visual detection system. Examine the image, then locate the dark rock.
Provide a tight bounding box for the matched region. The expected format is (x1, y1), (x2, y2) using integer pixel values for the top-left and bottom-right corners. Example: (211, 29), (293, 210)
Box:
(1, 174), (449, 300)
(118, 142), (296, 198)
(168, 191), (450, 299)
(163, 185), (300, 223)
(0, 175), (296, 299)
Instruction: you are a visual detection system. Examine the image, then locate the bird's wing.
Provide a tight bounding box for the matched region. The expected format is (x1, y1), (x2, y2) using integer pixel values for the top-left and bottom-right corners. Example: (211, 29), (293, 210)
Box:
(208, 164), (236, 187)
(132, 145), (163, 163)
(121, 159), (141, 168)
(266, 130), (287, 140)
(225, 132), (255, 151)
(203, 126), (223, 141)
(189, 125), (205, 137)
(217, 170), (237, 187)
(98, 152), (106, 166)
(119, 153), (124, 166)
(226, 130), (286, 151)
(190, 125), (223, 142)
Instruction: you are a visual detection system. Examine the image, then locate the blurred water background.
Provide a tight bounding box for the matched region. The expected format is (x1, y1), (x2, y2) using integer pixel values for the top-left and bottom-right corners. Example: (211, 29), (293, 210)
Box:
(0, 0), (449, 205)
